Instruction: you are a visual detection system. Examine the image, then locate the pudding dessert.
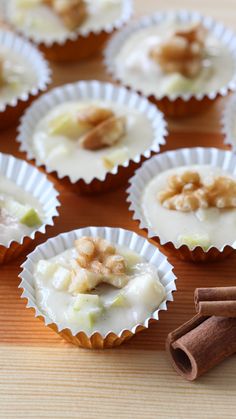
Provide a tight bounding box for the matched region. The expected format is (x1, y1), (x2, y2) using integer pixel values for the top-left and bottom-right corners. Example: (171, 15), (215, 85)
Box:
(142, 165), (236, 250)
(5, 0), (126, 43)
(31, 99), (156, 183)
(0, 44), (39, 110)
(110, 16), (235, 99)
(0, 175), (43, 246)
(34, 236), (166, 335)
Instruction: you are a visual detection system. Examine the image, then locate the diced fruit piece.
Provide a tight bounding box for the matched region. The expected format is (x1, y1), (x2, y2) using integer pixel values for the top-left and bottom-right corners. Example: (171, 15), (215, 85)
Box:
(69, 269), (101, 294)
(73, 293), (101, 310)
(163, 73), (197, 95)
(47, 144), (70, 162)
(110, 293), (128, 308)
(15, 0), (42, 7)
(177, 233), (211, 250)
(5, 200), (42, 227)
(52, 266), (71, 291)
(124, 273), (165, 309)
(102, 147), (129, 170)
(35, 260), (59, 278)
(105, 275), (128, 289)
(20, 208), (42, 227)
(48, 113), (89, 139)
(118, 249), (141, 270)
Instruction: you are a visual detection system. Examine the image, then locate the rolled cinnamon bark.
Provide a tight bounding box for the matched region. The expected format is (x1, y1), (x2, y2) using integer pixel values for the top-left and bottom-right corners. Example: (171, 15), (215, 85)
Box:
(195, 287), (236, 303)
(166, 315), (236, 381)
(195, 287), (236, 317)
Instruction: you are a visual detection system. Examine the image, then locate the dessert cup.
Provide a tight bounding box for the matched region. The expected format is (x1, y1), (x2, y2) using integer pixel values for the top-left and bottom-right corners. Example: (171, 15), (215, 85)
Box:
(105, 10), (236, 117)
(127, 147), (236, 262)
(0, 152), (60, 264)
(2, 0), (133, 62)
(17, 80), (167, 194)
(0, 30), (51, 130)
(19, 226), (176, 349)
(222, 93), (236, 152)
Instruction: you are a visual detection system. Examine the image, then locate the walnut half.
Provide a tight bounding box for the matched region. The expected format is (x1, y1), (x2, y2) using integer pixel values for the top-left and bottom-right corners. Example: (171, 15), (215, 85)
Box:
(158, 171), (236, 212)
(150, 23), (206, 78)
(45, 0), (87, 31)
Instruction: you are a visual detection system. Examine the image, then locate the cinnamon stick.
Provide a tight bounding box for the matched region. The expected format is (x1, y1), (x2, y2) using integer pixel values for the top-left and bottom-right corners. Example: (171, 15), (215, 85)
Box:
(166, 315), (236, 381)
(195, 287), (236, 317)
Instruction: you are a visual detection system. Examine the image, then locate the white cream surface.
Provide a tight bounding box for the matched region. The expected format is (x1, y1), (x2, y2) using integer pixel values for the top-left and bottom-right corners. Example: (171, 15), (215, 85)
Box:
(0, 175), (44, 246)
(142, 165), (236, 250)
(34, 245), (166, 335)
(114, 21), (235, 98)
(0, 45), (37, 107)
(32, 100), (155, 182)
(7, 0), (123, 42)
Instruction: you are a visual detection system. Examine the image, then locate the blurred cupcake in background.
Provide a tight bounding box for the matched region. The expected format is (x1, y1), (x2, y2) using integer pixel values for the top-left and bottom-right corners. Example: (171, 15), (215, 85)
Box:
(3, 0), (133, 62)
(105, 10), (236, 117)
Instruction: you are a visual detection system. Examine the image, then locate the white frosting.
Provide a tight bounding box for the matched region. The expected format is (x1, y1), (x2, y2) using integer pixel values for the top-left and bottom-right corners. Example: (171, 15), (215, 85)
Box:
(0, 45), (37, 107)
(34, 244), (166, 335)
(142, 165), (236, 249)
(32, 100), (154, 182)
(7, 0), (123, 42)
(114, 21), (235, 98)
(0, 175), (44, 246)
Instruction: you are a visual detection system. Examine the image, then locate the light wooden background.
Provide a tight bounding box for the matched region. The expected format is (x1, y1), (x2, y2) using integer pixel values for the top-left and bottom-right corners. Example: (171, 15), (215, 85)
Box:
(1, 1), (236, 418)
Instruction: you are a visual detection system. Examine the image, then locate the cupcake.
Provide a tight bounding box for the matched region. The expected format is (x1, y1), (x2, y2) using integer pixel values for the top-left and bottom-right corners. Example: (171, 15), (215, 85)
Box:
(0, 30), (51, 130)
(19, 226), (176, 349)
(0, 152), (59, 263)
(105, 10), (236, 117)
(3, 0), (133, 62)
(17, 80), (167, 194)
(222, 93), (236, 152)
(127, 147), (236, 262)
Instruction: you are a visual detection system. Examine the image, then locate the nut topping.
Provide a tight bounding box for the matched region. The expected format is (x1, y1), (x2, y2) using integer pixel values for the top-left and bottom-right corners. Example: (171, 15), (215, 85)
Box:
(78, 106), (114, 127)
(45, 0), (87, 30)
(158, 171), (236, 212)
(79, 116), (126, 151)
(150, 23), (206, 78)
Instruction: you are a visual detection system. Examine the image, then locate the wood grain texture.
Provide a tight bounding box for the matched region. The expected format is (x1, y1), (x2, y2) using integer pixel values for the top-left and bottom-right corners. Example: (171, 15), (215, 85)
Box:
(1, 0), (236, 417)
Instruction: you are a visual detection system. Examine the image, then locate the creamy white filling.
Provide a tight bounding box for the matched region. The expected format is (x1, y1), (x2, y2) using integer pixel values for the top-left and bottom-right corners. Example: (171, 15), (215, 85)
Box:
(0, 45), (37, 107)
(7, 0), (123, 41)
(0, 175), (44, 246)
(142, 164), (236, 249)
(32, 100), (154, 182)
(34, 245), (166, 335)
(114, 21), (234, 98)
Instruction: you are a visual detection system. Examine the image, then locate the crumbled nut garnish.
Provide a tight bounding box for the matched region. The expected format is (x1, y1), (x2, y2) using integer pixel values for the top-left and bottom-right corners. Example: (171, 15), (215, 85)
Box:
(79, 116), (126, 151)
(45, 0), (87, 31)
(68, 237), (128, 294)
(78, 106), (114, 127)
(149, 23), (206, 78)
(158, 171), (236, 211)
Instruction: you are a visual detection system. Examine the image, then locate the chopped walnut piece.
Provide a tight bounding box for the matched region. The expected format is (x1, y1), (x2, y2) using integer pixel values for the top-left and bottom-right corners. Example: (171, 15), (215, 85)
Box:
(150, 23), (207, 78)
(79, 116), (126, 151)
(70, 237), (128, 294)
(45, 0), (87, 31)
(78, 107), (115, 127)
(158, 171), (236, 212)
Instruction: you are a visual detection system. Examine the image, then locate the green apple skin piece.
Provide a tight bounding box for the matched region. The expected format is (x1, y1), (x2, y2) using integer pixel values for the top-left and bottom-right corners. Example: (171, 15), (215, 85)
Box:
(177, 233), (211, 251)
(5, 200), (42, 227)
(48, 113), (89, 139)
(163, 73), (198, 95)
(110, 293), (128, 308)
(73, 293), (101, 311)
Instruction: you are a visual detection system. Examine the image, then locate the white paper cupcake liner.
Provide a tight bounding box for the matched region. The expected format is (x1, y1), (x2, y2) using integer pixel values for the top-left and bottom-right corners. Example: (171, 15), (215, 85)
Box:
(19, 226), (176, 348)
(127, 147), (236, 261)
(0, 30), (51, 113)
(104, 9), (236, 103)
(0, 152), (60, 263)
(222, 93), (236, 151)
(2, 0), (133, 47)
(17, 80), (167, 187)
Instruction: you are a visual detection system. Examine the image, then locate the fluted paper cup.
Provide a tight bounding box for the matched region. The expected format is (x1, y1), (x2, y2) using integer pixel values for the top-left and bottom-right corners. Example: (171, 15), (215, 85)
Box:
(127, 147), (236, 262)
(19, 226), (176, 349)
(222, 93), (236, 151)
(2, 0), (133, 62)
(17, 80), (167, 194)
(0, 30), (51, 129)
(0, 152), (60, 264)
(105, 10), (236, 117)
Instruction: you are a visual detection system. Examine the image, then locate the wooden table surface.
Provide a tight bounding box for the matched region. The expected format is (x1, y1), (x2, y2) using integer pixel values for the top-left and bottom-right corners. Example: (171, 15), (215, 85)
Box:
(1, 1), (236, 418)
